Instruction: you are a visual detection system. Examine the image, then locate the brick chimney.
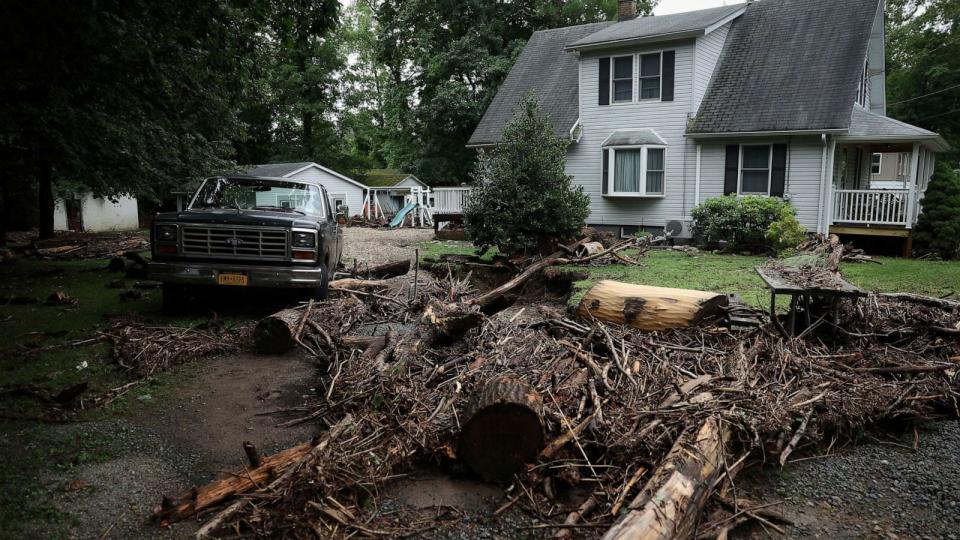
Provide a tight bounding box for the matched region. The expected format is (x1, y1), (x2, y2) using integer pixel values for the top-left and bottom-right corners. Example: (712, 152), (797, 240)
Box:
(618, 0), (637, 22)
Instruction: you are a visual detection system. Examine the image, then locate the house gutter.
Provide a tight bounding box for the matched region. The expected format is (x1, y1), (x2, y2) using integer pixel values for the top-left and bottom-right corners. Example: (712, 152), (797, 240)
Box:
(816, 133), (836, 235)
(694, 144), (702, 207)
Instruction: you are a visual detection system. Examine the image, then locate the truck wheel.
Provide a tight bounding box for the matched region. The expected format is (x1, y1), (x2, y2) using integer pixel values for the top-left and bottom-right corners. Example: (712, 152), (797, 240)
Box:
(312, 270), (330, 301)
(162, 284), (187, 315)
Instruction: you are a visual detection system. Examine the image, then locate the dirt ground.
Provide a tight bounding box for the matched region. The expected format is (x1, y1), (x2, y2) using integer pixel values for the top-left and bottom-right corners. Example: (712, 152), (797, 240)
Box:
(341, 226), (434, 268)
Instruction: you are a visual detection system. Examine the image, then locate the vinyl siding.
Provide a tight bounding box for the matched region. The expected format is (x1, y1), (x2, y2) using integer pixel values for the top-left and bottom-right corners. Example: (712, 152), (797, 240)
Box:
(697, 137), (825, 230)
(287, 167), (365, 217)
(567, 40), (699, 228)
(395, 176), (428, 189)
(693, 24), (730, 113)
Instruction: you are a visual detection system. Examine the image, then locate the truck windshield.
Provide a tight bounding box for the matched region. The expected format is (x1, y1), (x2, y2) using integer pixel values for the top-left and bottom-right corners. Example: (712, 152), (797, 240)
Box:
(190, 177), (325, 217)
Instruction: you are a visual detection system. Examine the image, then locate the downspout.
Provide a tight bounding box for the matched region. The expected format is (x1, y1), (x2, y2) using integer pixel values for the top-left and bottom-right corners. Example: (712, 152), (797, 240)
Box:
(816, 133), (829, 235)
(694, 144), (702, 208)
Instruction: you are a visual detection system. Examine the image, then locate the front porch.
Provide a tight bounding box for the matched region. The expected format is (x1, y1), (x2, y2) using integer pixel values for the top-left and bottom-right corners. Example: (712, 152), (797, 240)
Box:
(823, 107), (947, 252)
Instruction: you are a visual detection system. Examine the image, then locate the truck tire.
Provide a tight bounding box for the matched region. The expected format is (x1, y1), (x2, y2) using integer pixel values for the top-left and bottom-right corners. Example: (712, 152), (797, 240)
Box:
(162, 283), (188, 315)
(312, 269), (330, 301)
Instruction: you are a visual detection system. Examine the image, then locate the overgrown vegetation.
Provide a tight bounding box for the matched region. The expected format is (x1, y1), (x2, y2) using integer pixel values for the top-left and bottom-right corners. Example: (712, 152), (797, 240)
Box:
(913, 161), (960, 259)
(691, 196), (806, 253)
(463, 95), (590, 255)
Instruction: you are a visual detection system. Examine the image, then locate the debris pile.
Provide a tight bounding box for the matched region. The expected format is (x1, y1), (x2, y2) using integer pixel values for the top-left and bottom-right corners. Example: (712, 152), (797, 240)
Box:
(151, 255), (959, 538)
(104, 318), (251, 378)
(28, 231), (149, 259)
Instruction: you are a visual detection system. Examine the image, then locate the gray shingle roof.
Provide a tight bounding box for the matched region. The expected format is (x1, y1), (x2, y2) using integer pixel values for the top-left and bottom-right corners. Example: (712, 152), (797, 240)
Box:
(602, 129), (667, 146)
(467, 22), (611, 147)
(241, 162), (314, 178)
(688, 0), (881, 134)
(566, 4), (747, 50)
(847, 106), (936, 138)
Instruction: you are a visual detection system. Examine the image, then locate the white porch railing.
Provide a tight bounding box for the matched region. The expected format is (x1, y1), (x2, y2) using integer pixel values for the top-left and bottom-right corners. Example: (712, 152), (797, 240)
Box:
(832, 189), (910, 226)
(432, 187), (471, 214)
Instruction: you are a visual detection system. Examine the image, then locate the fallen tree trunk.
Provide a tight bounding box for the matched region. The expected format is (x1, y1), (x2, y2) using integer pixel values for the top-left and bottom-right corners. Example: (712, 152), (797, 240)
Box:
(328, 278), (389, 290)
(154, 415), (354, 526)
(356, 259), (410, 280)
(254, 307), (310, 354)
(459, 376), (545, 482)
(577, 280), (728, 331)
(603, 416), (729, 540)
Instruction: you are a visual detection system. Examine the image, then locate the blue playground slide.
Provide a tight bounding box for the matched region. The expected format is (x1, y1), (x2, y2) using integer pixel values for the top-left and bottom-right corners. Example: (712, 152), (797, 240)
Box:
(389, 202), (417, 227)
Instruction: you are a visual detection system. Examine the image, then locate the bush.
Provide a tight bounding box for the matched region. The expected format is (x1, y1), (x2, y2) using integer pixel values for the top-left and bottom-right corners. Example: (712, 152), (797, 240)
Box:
(691, 196), (804, 252)
(766, 207), (807, 255)
(913, 161), (960, 259)
(464, 94), (590, 255)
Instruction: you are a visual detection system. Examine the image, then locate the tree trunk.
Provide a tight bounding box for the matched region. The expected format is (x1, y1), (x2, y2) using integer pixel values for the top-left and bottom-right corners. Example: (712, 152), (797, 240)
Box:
(328, 278), (390, 290)
(356, 259), (410, 279)
(603, 417), (729, 540)
(254, 307), (309, 354)
(38, 157), (55, 240)
(154, 415), (353, 526)
(458, 376), (544, 482)
(576, 280), (728, 331)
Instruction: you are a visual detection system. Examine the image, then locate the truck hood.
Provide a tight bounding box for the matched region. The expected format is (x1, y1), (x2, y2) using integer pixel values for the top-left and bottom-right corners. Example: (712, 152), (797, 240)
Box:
(154, 209), (319, 229)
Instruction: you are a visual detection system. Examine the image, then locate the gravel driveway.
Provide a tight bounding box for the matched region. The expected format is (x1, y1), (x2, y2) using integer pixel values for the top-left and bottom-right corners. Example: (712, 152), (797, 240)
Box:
(341, 227), (434, 269)
(735, 421), (960, 539)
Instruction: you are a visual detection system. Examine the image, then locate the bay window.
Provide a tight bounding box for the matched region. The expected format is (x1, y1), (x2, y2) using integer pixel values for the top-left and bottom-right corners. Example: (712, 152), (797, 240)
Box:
(603, 146), (666, 196)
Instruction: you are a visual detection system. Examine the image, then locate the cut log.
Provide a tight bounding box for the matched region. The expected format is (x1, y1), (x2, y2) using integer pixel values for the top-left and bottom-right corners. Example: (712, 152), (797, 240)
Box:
(155, 414), (353, 526)
(253, 307), (306, 354)
(328, 278), (389, 290)
(577, 242), (605, 258)
(459, 376), (545, 482)
(603, 417), (729, 540)
(576, 280), (728, 331)
(357, 259), (410, 280)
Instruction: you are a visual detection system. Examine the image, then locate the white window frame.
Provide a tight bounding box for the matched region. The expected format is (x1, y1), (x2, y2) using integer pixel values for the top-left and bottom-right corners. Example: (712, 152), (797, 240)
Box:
(329, 194), (347, 213)
(738, 144), (773, 196)
(602, 145), (667, 197)
(638, 51), (663, 101)
(605, 51), (665, 105)
(871, 152), (882, 175)
(610, 55), (634, 104)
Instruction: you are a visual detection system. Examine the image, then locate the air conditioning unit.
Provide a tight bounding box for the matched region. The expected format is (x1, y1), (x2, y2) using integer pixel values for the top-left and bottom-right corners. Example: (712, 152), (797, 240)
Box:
(664, 218), (693, 239)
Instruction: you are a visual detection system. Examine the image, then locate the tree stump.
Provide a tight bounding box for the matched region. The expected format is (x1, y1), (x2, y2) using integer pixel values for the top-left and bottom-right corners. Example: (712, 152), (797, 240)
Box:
(576, 280), (728, 331)
(254, 308), (306, 354)
(459, 376), (544, 482)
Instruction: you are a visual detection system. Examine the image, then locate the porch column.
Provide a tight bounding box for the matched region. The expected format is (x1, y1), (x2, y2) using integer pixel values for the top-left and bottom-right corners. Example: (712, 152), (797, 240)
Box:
(905, 142), (920, 229)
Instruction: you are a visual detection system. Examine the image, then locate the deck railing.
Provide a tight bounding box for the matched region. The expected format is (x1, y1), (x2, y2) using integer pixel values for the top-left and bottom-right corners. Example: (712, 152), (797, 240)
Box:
(432, 187), (471, 214)
(832, 189), (910, 226)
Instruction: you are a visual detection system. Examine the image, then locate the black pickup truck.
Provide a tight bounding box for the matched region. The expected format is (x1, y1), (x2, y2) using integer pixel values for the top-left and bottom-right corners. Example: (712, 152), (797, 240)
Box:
(148, 175), (343, 312)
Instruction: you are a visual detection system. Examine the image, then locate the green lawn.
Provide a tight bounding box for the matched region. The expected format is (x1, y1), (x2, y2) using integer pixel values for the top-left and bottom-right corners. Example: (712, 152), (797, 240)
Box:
(417, 241), (960, 308)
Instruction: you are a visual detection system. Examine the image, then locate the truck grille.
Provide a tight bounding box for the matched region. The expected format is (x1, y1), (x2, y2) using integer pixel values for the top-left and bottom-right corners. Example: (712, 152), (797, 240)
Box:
(181, 226), (288, 261)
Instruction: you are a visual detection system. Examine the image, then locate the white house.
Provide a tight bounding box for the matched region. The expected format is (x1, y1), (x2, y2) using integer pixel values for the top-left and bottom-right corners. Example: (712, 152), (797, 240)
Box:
(53, 193), (139, 232)
(469, 0), (947, 252)
(242, 162), (369, 216)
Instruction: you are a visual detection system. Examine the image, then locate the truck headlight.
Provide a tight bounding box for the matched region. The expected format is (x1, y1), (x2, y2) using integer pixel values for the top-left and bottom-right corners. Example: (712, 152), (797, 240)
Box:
(293, 231), (316, 248)
(157, 225), (178, 242)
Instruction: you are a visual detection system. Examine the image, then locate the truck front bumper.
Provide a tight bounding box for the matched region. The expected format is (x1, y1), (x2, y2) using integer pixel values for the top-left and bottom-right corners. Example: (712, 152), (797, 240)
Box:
(148, 261), (325, 289)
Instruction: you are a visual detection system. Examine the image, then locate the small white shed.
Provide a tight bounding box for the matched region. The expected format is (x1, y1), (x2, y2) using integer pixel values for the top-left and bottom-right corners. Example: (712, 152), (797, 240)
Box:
(53, 193), (140, 232)
(243, 162), (368, 216)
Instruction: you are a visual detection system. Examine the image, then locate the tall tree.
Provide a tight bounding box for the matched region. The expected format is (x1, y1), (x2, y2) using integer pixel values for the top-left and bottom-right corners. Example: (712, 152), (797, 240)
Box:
(265, 0), (344, 165)
(373, 0), (656, 185)
(0, 0), (261, 238)
(886, 0), (960, 163)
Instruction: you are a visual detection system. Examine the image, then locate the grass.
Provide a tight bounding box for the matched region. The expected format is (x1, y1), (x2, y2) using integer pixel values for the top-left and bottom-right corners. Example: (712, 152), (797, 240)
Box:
(415, 241), (960, 309)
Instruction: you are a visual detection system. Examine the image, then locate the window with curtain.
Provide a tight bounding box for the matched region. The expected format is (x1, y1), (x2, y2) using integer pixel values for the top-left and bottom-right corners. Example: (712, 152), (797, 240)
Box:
(612, 56), (633, 103)
(639, 53), (661, 100)
(605, 146), (666, 196)
(646, 148), (664, 194)
(614, 149), (642, 192)
(740, 145), (771, 194)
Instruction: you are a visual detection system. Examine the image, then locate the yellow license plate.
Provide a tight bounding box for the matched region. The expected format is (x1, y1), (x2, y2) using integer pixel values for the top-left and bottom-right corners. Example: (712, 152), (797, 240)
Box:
(216, 273), (248, 286)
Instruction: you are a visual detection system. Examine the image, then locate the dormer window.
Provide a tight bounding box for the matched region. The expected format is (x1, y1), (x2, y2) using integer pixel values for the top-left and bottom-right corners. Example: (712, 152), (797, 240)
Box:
(598, 51), (675, 105)
(612, 56), (633, 102)
(639, 53), (661, 100)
